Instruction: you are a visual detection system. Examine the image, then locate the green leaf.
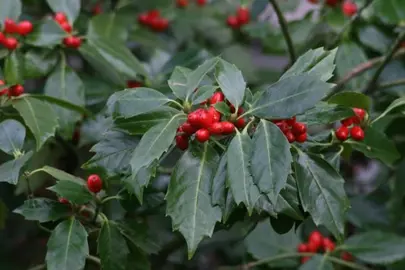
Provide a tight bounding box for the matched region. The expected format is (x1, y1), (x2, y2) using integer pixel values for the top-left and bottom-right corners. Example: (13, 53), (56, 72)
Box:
(88, 13), (128, 42)
(130, 113), (186, 177)
(48, 180), (93, 205)
(275, 175), (305, 220)
(0, 151), (33, 185)
(5, 50), (24, 85)
(98, 220), (129, 270)
(346, 126), (400, 165)
(343, 231), (405, 264)
(13, 198), (71, 222)
(294, 152), (349, 240)
(29, 94), (91, 117)
(46, 0), (81, 24)
(168, 66), (191, 100)
(0, 119), (25, 155)
(373, 96), (405, 124)
(191, 85), (218, 105)
(25, 19), (67, 48)
(297, 102), (354, 126)
(24, 50), (58, 78)
(106, 88), (169, 119)
(281, 47), (337, 82)
(328, 91), (371, 111)
(373, 0), (405, 25)
(125, 244), (151, 270)
(251, 120), (292, 204)
(0, 0), (21, 22)
(227, 130), (260, 215)
(46, 218), (89, 270)
(185, 57), (219, 101)
(35, 165), (85, 184)
(358, 25), (392, 53)
(12, 96), (59, 150)
(83, 131), (138, 177)
(124, 165), (156, 204)
(213, 102), (231, 116)
(211, 154), (227, 210)
(44, 58), (85, 136)
(166, 142), (221, 258)
(299, 255), (333, 270)
(249, 75), (331, 118)
(215, 59), (246, 107)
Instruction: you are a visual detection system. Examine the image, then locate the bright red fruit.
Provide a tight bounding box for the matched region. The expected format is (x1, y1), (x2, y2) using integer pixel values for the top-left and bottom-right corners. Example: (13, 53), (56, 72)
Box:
(8, 85), (24, 97)
(209, 122), (223, 135)
(196, 128), (210, 142)
(127, 81), (142, 88)
(323, 238), (335, 252)
(335, 126), (349, 141)
(0, 80), (7, 96)
(17, 21), (33, 35)
(150, 17), (169, 32)
(296, 133), (307, 143)
(301, 257), (311, 264)
(176, 0), (188, 8)
(93, 4), (102, 15)
(199, 110), (214, 128)
(276, 121), (289, 134)
(341, 117), (353, 127)
(209, 92), (224, 105)
(227, 16), (239, 29)
(207, 108), (221, 123)
(3, 37), (18, 50)
(4, 18), (17, 33)
(237, 6), (250, 25)
(87, 174), (103, 193)
(60, 21), (72, 33)
(292, 122), (307, 135)
(353, 107), (366, 122)
(307, 241), (318, 253)
(176, 135), (189, 150)
(286, 116), (296, 126)
(285, 131), (295, 143)
(342, 1), (358, 17)
(221, 121), (235, 134)
(187, 112), (200, 127)
(326, 0), (340, 6)
(54, 12), (68, 23)
(63, 36), (82, 48)
(138, 13), (149, 25)
(235, 117), (246, 128)
(147, 9), (160, 19)
(350, 126), (365, 141)
(181, 122), (196, 135)
(308, 231), (323, 250)
(341, 252), (353, 261)
(297, 243), (308, 253)
(59, 198), (69, 204)
(0, 32), (5, 44)
(197, 0), (207, 6)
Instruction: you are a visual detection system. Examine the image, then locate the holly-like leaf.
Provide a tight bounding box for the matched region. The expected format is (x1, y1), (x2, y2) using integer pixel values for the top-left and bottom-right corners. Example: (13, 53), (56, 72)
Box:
(48, 180), (93, 205)
(346, 126), (400, 165)
(88, 13), (128, 42)
(251, 120), (291, 204)
(35, 165), (85, 184)
(5, 50), (24, 85)
(215, 59), (246, 107)
(0, 0), (21, 22)
(297, 102), (354, 125)
(281, 47), (337, 82)
(328, 91), (371, 111)
(227, 130), (260, 215)
(185, 57), (219, 101)
(24, 50), (58, 78)
(168, 66), (191, 100)
(0, 120), (25, 155)
(130, 113), (186, 177)
(14, 198), (70, 223)
(25, 19), (67, 48)
(12, 96), (59, 150)
(358, 25), (392, 53)
(249, 75), (331, 119)
(124, 165), (156, 204)
(46, 217), (89, 270)
(106, 88), (170, 119)
(29, 94), (91, 116)
(191, 85), (218, 105)
(211, 154), (227, 209)
(299, 255), (333, 270)
(0, 151), (33, 185)
(373, 0), (405, 25)
(294, 152), (349, 240)
(166, 142), (221, 258)
(98, 220), (129, 270)
(213, 102), (231, 116)
(342, 231), (405, 264)
(125, 244), (151, 270)
(46, 0), (81, 24)
(373, 96), (405, 124)
(275, 175), (305, 220)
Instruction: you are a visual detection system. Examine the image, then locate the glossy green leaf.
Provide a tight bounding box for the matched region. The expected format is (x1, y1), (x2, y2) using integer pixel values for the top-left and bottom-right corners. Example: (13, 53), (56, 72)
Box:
(211, 154), (227, 210)
(25, 19), (67, 47)
(251, 120), (291, 203)
(0, 151), (33, 185)
(130, 113), (186, 177)
(124, 165), (156, 204)
(106, 88), (170, 119)
(346, 126), (400, 165)
(29, 94), (91, 117)
(35, 165), (85, 184)
(98, 220), (129, 270)
(185, 57), (219, 101)
(249, 75), (331, 118)
(373, 96), (405, 124)
(328, 91), (371, 111)
(168, 66), (192, 100)
(297, 102), (354, 125)
(215, 59), (246, 107)
(166, 142), (221, 258)
(227, 130), (260, 215)
(0, 119), (25, 155)
(255, 195), (277, 217)
(5, 50), (24, 85)
(294, 152), (349, 240)
(299, 255), (333, 270)
(13, 198), (70, 222)
(373, 0), (405, 25)
(213, 102), (231, 116)
(223, 190), (236, 223)
(191, 85), (218, 105)
(343, 231), (405, 264)
(12, 96), (59, 150)
(275, 175), (305, 220)
(281, 47), (337, 82)
(125, 244), (151, 270)
(358, 25), (392, 53)
(88, 13), (128, 42)
(48, 180), (93, 205)
(46, 0), (81, 23)
(0, 0), (21, 22)
(24, 50), (58, 78)
(46, 217), (89, 270)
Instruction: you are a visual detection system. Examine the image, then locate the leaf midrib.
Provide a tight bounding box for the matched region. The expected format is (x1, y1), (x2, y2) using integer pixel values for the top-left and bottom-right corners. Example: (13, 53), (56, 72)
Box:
(62, 218), (74, 270)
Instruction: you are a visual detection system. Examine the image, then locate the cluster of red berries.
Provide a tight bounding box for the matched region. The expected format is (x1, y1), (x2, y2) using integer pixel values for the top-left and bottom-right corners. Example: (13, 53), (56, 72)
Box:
(176, 0), (207, 8)
(138, 10), (169, 32)
(127, 80), (142, 88)
(53, 12), (82, 49)
(297, 231), (353, 263)
(335, 108), (366, 142)
(272, 117), (307, 143)
(59, 174), (103, 205)
(0, 80), (24, 97)
(92, 3), (102, 15)
(227, 6), (250, 29)
(175, 91), (246, 150)
(0, 18), (33, 50)
(308, 0), (357, 17)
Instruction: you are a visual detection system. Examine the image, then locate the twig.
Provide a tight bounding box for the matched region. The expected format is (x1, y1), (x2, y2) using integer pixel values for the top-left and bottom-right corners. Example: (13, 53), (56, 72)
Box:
(28, 264), (46, 270)
(327, 256), (369, 270)
(157, 166), (173, 174)
(364, 30), (405, 94)
(378, 78), (405, 90)
(101, 195), (123, 204)
(268, 0), (296, 63)
(37, 222), (52, 233)
(87, 255), (101, 265)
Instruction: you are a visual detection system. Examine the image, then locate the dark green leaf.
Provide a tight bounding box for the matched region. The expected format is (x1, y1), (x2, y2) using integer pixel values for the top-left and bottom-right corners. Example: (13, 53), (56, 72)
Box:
(12, 96), (59, 150)
(25, 19), (67, 47)
(0, 0), (21, 21)
(5, 50), (24, 85)
(48, 180), (93, 205)
(275, 175), (304, 220)
(211, 154), (227, 209)
(358, 25), (392, 53)
(125, 244), (151, 270)
(328, 91), (371, 111)
(98, 220), (129, 270)
(13, 198), (70, 222)
(297, 102), (354, 125)
(372, 96), (405, 124)
(88, 13), (128, 42)
(0, 119), (25, 155)
(35, 165), (85, 184)
(46, 218), (89, 270)
(191, 85), (218, 105)
(166, 142), (221, 258)
(299, 255), (333, 270)
(185, 57), (219, 101)
(294, 152), (349, 240)
(255, 195), (277, 217)
(24, 50), (58, 77)
(29, 94), (91, 117)
(249, 75), (331, 118)
(223, 190), (236, 223)
(227, 130), (260, 215)
(251, 120), (292, 203)
(0, 199), (7, 230)
(168, 66), (191, 100)
(373, 0), (405, 25)
(0, 151), (33, 185)
(213, 102), (231, 116)
(46, 0), (81, 23)
(124, 165), (156, 204)
(215, 59), (246, 107)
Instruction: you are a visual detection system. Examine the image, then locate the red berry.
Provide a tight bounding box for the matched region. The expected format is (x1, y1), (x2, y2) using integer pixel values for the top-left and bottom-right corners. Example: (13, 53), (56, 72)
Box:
(138, 13), (149, 25)
(54, 12), (67, 24)
(4, 18), (17, 33)
(199, 110), (214, 128)
(323, 237), (335, 252)
(187, 111), (201, 127)
(341, 252), (353, 262)
(63, 36), (81, 48)
(8, 85), (24, 97)
(285, 131), (295, 143)
(196, 128), (210, 142)
(209, 122), (224, 135)
(308, 231), (323, 250)
(276, 121), (289, 134)
(60, 21), (72, 33)
(307, 241), (318, 253)
(3, 37), (18, 50)
(87, 174), (103, 193)
(0, 88), (8, 96)
(93, 4), (102, 15)
(17, 21), (33, 35)
(341, 117), (353, 127)
(286, 116), (296, 126)
(59, 198), (69, 204)
(227, 16), (239, 29)
(209, 92), (225, 105)
(207, 107), (221, 122)
(235, 117), (246, 129)
(181, 122), (197, 135)
(342, 1), (357, 17)
(350, 126), (365, 141)
(237, 6), (250, 25)
(197, 0), (207, 6)
(296, 133), (307, 143)
(127, 81), (142, 88)
(301, 257), (311, 264)
(221, 121), (235, 134)
(147, 9), (160, 19)
(326, 0), (340, 6)
(0, 32), (5, 44)
(297, 243), (308, 253)
(335, 126), (349, 141)
(308, 0), (319, 4)
(292, 122), (307, 135)
(150, 17), (169, 32)
(176, 0), (188, 8)
(353, 107), (366, 123)
(176, 135), (189, 150)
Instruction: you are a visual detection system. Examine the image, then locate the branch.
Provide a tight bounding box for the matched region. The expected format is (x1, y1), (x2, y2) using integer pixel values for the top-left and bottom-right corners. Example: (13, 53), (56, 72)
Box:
(87, 255), (101, 265)
(268, 0), (296, 63)
(378, 78), (405, 90)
